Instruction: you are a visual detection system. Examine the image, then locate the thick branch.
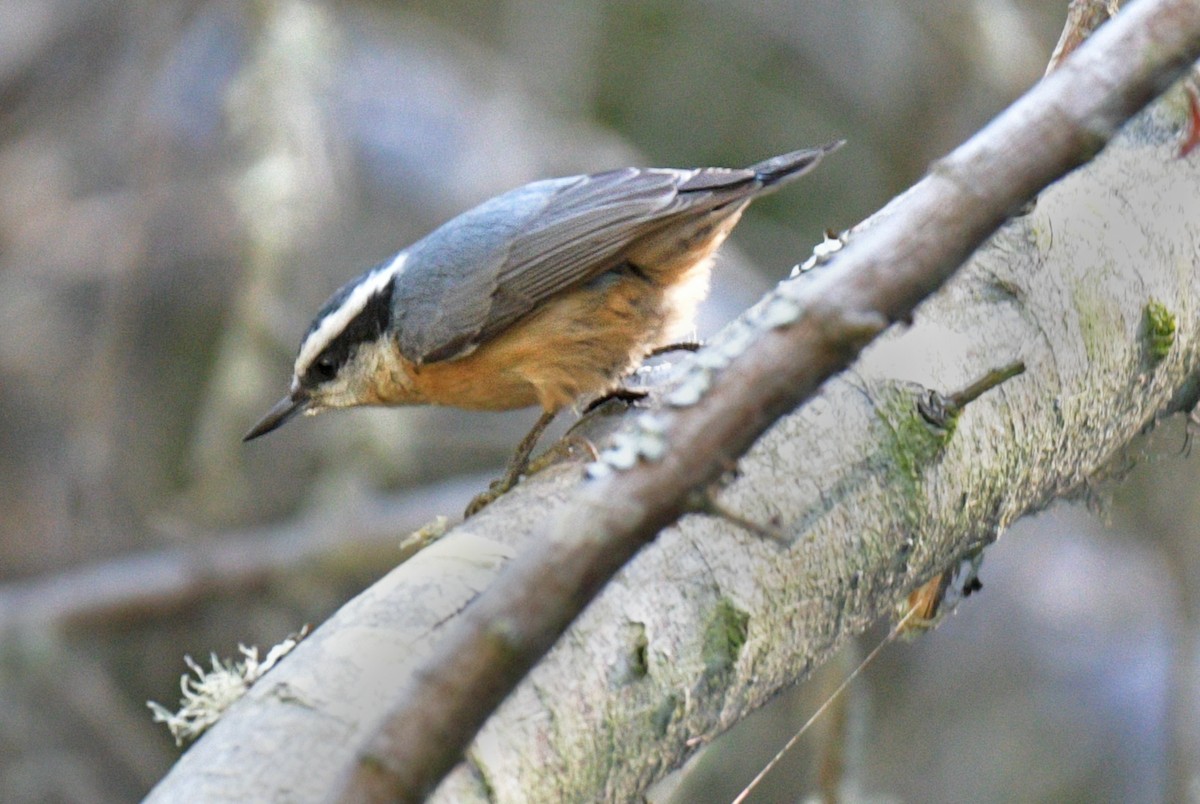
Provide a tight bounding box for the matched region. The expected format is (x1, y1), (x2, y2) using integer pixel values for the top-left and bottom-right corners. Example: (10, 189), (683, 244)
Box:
(145, 2), (1200, 801)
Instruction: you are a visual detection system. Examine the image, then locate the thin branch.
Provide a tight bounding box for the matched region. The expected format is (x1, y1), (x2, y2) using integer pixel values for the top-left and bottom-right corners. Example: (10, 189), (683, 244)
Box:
(917, 361), (1026, 429)
(0, 474), (484, 636)
(1046, 0), (1120, 74)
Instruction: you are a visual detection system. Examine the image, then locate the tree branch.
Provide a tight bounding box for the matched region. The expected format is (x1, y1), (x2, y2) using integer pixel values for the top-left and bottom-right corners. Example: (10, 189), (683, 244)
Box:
(0, 474), (484, 637)
(145, 1), (1200, 801)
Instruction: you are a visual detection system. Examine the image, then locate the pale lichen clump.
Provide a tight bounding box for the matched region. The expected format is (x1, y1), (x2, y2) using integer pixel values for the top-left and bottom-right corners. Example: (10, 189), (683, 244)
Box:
(148, 629), (307, 746)
(790, 229), (847, 277)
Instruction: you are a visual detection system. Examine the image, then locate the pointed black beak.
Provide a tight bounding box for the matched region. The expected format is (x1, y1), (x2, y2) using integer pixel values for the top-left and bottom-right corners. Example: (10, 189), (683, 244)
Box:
(243, 392), (309, 442)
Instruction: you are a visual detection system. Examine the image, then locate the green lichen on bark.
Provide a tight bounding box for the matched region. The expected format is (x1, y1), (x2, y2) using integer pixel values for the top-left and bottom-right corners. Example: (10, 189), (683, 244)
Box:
(1143, 298), (1177, 363)
(875, 388), (954, 498)
(701, 598), (749, 680)
(649, 694), (678, 737)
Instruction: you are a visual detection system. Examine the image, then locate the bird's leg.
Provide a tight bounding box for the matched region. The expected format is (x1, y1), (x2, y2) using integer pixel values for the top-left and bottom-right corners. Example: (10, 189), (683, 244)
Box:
(645, 340), (702, 358)
(525, 431), (600, 476)
(467, 340), (707, 516)
(583, 387), (648, 414)
(465, 409), (558, 517)
(581, 342), (701, 415)
(523, 388), (644, 476)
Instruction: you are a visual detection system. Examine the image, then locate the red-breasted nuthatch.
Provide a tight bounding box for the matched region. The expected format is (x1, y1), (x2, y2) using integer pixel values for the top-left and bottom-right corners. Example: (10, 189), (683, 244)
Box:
(245, 143), (841, 500)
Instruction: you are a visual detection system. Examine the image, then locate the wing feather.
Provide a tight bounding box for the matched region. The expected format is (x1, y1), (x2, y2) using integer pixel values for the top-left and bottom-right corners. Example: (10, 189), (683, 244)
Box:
(391, 165), (760, 363)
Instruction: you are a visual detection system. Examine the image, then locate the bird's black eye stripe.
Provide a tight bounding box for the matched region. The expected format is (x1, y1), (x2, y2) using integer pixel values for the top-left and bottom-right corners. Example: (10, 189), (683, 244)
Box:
(300, 282), (395, 388)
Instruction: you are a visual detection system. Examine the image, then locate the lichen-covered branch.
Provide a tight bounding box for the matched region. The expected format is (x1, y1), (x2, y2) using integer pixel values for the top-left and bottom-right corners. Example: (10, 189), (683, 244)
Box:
(431, 112), (1199, 803)
(145, 1), (1200, 801)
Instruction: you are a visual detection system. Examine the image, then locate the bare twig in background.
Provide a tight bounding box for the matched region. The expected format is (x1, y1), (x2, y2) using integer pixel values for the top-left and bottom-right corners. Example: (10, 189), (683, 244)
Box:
(142, 1), (1200, 801)
(0, 475), (483, 637)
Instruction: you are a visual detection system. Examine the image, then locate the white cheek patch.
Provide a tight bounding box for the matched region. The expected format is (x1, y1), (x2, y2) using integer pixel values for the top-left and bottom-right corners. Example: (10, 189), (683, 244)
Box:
(304, 342), (389, 413)
(294, 251), (407, 378)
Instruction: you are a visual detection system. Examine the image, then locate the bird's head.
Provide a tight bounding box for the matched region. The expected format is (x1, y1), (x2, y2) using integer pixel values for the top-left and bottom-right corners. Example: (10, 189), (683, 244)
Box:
(244, 254), (407, 441)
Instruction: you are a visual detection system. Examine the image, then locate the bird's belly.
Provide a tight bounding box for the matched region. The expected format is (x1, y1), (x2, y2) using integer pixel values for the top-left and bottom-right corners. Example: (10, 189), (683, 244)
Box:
(404, 270), (676, 412)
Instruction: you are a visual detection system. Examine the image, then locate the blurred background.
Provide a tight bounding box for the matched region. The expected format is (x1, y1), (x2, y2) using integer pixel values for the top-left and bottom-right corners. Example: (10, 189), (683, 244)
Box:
(0, 0), (1196, 801)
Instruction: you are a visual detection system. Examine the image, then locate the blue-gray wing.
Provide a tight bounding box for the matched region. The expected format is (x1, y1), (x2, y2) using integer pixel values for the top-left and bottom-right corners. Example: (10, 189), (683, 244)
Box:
(389, 165), (761, 364)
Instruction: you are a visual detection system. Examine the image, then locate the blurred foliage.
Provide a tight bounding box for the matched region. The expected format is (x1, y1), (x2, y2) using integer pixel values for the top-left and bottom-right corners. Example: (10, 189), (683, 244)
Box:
(0, 1), (1196, 801)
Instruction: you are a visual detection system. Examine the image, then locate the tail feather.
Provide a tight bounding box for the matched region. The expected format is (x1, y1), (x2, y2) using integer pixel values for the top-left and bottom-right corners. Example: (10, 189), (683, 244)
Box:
(750, 140), (845, 187)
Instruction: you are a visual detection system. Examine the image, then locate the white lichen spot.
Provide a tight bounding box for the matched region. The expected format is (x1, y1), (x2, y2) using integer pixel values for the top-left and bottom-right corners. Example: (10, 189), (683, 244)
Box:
(592, 419), (672, 473)
(791, 230), (847, 277)
(755, 295), (802, 328)
(148, 627), (308, 746)
(634, 431), (668, 461)
(717, 322), (757, 358)
(601, 434), (641, 469)
(695, 347), (730, 369)
(636, 411), (670, 435)
(585, 460), (615, 479)
(666, 373), (709, 407)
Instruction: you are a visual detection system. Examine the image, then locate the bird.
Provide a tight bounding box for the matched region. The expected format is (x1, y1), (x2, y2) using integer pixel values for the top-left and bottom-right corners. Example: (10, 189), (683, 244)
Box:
(244, 142), (842, 511)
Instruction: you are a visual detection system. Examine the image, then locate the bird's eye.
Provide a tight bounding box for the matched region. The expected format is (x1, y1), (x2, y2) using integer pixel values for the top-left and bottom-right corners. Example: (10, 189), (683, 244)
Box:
(314, 356), (337, 381)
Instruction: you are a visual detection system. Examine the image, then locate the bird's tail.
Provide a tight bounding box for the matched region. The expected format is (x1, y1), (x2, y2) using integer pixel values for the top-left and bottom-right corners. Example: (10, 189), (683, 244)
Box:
(750, 140), (845, 188)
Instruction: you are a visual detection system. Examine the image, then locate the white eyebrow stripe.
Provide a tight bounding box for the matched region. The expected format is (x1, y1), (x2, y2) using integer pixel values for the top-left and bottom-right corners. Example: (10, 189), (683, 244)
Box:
(294, 251), (407, 378)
